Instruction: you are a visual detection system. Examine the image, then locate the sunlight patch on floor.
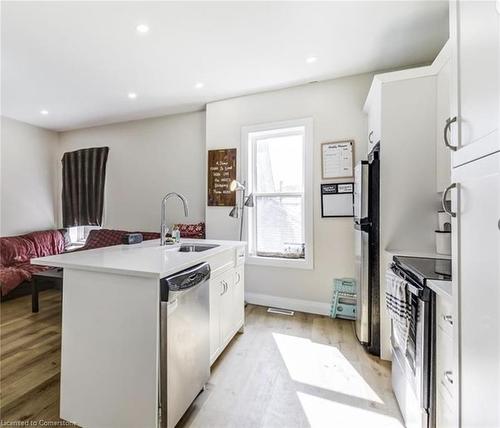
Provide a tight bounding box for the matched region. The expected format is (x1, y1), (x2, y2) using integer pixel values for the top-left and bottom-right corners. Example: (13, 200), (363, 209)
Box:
(297, 392), (405, 428)
(272, 332), (383, 404)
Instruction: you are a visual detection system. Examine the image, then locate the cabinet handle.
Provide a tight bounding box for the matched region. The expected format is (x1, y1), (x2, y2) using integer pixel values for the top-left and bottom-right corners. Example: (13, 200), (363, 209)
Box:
(368, 131), (374, 144)
(220, 281), (225, 296)
(441, 183), (457, 218)
(236, 272), (240, 284)
(444, 371), (454, 385)
(444, 116), (457, 151)
(442, 314), (453, 326)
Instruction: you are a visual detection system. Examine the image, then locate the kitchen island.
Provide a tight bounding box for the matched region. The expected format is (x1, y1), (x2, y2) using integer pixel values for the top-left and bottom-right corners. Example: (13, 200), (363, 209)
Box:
(32, 238), (246, 428)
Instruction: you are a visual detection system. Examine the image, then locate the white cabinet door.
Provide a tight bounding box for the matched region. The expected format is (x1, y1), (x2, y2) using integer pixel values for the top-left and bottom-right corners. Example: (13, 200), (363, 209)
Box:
(450, 151), (500, 427)
(436, 55), (452, 192)
(220, 270), (235, 347)
(367, 93), (381, 152)
(232, 265), (245, 331)
(209, 275), (223, 363)
(449, 1), (500, 167)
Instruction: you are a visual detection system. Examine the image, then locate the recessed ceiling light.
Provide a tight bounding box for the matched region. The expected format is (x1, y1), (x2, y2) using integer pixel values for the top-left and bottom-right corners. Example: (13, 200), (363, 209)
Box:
(194, 82), (204, 89)
(128, 92), (137, 99)
(306, 56), (318, 64)
(136, 24), (149, 33)
(40, 109), (49, 115)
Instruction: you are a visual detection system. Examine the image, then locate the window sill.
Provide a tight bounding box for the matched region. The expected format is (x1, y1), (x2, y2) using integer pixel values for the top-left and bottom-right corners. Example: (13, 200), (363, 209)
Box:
(66, 242), (85, 252)
(245, 255), (313, 270)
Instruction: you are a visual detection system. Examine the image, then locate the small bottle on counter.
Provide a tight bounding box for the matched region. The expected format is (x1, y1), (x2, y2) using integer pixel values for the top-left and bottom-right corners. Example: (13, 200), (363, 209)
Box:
(172, 225), (181, 243)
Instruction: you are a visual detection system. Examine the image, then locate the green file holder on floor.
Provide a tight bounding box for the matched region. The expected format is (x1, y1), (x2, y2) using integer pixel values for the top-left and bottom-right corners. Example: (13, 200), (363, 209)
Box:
(330, 278), (357, 320)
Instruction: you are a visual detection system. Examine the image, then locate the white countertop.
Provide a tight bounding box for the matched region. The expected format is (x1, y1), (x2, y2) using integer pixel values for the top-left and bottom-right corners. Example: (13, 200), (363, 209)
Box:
(427, 279), (452, 299)
(32, 238), (245, 278)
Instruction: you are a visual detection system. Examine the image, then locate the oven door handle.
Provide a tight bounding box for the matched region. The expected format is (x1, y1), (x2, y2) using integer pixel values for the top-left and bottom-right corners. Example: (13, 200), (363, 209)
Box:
(406, 282), (424, 296)
(390, 264), (425, 296)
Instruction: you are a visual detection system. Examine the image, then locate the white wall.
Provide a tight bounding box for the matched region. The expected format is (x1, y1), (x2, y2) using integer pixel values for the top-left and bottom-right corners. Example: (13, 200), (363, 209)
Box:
(379, 76), (438, 360)
(58, 112), (206, 232)
(205, 75), (373, 313)
(0, 116), (59, 236)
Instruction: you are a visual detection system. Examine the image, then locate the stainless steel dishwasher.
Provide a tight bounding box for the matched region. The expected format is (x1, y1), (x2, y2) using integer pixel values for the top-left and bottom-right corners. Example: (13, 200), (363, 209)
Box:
(159, 262), (211, 428)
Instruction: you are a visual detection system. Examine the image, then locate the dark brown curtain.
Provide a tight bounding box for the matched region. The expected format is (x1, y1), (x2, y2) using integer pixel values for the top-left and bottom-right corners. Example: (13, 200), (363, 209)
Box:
(62, 147), (109, 227)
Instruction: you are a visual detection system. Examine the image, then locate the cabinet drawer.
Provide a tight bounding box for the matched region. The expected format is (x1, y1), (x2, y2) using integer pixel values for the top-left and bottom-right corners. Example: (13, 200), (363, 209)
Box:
(436, 324), (454, 400)
(209, 252), (235, 277)
(436, 295), (454, 338)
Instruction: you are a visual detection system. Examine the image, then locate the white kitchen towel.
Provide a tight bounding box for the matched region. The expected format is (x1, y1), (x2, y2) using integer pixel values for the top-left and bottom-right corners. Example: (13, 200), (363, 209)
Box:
(385, 268), (411, 353)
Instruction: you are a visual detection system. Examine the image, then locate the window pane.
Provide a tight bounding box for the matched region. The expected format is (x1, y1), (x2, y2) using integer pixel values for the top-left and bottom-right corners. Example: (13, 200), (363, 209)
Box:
(255, 196), (305, 259)
(255, 133), (303, 193)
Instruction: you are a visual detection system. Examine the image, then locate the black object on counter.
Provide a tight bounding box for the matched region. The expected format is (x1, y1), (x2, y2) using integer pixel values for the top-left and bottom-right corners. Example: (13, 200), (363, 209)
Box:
(122, 233), (143, 245)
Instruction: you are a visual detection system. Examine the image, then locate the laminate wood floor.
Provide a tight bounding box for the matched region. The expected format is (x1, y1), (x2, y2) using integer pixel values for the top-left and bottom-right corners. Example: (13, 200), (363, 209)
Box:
(180, 305), (404, 428)
(0, 289), (70, 425)
(1, 291), (404, 428)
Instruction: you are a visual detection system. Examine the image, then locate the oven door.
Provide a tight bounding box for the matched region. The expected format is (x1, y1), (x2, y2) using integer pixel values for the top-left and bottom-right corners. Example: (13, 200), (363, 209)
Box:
(390, 276), (433, 428)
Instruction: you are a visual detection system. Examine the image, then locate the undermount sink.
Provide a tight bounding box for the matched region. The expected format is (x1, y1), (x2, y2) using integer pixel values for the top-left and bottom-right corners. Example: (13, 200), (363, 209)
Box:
(179, 244), (219, 252)
(166, 244), (219, 253)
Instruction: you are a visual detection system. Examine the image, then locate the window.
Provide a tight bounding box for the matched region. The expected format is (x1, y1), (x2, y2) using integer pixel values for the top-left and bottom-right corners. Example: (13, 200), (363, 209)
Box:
(242, 118), (313, 269)
(68, 225), (100, 245)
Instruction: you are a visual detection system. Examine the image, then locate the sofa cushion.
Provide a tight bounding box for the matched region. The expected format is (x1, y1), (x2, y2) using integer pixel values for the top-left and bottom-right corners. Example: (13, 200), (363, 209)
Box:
(0, 229), (66, 296)
(0, 266), (31, 296)
(140, 231), (161, 241)
(23, 230), (66, 258)
(0, 263), (50, 296)
(80, 229), (160, 251)
(176, 222), (205, 239)
(0, 236), (37, 266)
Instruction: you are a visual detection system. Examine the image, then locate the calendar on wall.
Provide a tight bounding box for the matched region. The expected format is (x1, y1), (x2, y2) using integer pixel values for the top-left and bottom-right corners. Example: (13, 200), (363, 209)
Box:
(321, 140), (354, 179)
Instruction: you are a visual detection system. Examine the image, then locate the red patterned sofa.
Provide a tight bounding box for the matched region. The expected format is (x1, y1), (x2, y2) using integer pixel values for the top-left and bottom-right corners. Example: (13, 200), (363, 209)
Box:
(77, 223), (205, 251)
(0, 229), (68, 298)
(0, 223), (206, 300)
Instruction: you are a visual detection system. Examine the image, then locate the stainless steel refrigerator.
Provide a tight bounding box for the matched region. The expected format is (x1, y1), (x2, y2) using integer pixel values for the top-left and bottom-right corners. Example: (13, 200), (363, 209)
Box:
(353, 143), (380, 356)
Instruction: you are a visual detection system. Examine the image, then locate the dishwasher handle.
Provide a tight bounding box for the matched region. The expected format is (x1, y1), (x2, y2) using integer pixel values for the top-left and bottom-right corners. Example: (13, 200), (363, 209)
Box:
(160, 262), (210, 302)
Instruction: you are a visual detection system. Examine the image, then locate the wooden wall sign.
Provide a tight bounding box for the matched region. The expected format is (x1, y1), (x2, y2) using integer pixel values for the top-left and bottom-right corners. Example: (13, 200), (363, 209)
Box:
(207, 148), (237, 206)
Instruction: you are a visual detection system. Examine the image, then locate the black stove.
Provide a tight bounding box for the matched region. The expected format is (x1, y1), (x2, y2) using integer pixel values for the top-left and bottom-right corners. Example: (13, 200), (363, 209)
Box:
(393, 255), (451, 285)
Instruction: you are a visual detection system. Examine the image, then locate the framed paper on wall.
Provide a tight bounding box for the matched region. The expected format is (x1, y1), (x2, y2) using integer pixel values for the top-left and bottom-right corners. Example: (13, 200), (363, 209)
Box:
(321, 140), (354, 179)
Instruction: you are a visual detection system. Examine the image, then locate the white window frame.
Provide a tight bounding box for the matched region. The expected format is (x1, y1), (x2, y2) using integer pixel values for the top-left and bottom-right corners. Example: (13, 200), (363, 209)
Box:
(241, 118), (314, 270)
(68, 225), (100, 245)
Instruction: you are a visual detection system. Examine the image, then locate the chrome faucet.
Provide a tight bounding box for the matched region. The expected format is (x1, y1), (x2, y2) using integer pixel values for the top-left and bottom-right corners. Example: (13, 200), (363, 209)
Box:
(160, 192), (189, 246)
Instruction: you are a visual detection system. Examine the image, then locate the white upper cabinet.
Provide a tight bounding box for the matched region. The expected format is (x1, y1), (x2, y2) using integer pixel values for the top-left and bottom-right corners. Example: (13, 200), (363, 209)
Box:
(366, 84), (381, 153)
(448, 1), (500, 167)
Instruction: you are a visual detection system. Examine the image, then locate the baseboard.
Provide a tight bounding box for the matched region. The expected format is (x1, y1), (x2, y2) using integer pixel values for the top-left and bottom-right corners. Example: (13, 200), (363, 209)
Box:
(245, 292), (331, 316)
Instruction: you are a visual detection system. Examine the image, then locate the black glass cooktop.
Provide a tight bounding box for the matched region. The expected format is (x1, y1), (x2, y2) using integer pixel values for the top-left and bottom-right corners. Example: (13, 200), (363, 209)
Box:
(393, 255), (451, 283)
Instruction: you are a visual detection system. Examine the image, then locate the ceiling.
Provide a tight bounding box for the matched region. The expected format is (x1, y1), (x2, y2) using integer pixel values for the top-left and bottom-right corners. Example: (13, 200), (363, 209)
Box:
(1, 1), (448, 132)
